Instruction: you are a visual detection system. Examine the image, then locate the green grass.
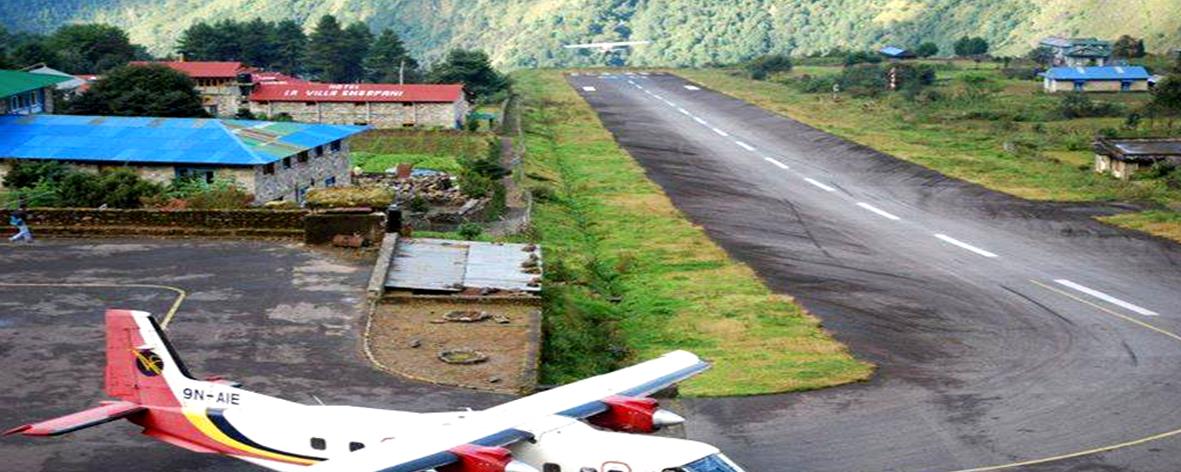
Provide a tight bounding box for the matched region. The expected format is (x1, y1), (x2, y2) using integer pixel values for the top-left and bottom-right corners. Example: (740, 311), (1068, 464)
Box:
(352, 152), (463, 174)
(515, 69), (871, 396)
(678, 67), (1181, 243)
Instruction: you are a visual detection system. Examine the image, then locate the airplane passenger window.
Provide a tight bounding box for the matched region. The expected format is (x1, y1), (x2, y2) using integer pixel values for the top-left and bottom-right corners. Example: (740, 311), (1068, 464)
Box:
(349, 442), (365, 452)
(543, 464), (560, 472)
(310, 437), (326, 450)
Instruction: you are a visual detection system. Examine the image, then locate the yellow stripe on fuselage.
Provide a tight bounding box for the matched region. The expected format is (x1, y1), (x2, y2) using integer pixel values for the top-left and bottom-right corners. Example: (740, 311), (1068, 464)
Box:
(182, 408), (319, 465)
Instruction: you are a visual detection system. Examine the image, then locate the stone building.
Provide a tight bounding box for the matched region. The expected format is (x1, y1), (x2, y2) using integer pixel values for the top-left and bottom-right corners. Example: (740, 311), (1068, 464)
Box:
(131, 61), (251, 117)
(1040, 37), (1113, 67)
(1043, 66), (1149, 93)
(248, 82), (468, 129)
(1093, 137), (1181, 180)
(0, 69), (70, 115)
(0, 114), (368, 204)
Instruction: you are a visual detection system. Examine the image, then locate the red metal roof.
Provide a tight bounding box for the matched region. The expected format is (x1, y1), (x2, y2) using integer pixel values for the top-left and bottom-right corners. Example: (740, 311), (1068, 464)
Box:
(250, 82), (465, 103)
(130, 61), (247, 78)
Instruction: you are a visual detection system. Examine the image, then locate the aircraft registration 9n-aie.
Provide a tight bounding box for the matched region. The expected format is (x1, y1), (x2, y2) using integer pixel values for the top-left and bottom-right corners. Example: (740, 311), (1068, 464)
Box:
(5, 309), (747, 472)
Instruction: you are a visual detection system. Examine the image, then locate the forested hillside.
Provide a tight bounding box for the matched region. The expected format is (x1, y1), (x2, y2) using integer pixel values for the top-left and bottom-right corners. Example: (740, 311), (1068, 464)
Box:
(2, 0), (1179, 67)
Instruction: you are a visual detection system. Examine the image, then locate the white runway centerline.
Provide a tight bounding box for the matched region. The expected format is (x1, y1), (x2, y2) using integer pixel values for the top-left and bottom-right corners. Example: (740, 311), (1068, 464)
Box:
(711, 127), (729, 137)
(804, 177), (836, 192)
(677, 107), (691, 115)
(1053, 279), (1159, 316)
(582, 86), (596, 92)
(735, 141), (756, 151)
(856, 202), (902, 221)
(934, 234), (999, 258)
(684, 85), (701, 90)
(763, 157), (790, 169)
(693, 117), (708, 125)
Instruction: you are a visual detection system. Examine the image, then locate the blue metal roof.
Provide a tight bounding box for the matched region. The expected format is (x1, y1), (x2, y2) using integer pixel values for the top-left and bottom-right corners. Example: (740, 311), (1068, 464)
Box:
(1045, 66), (1150, 81)
(0, 115), (368, 166)
(879, 46), (910, 57)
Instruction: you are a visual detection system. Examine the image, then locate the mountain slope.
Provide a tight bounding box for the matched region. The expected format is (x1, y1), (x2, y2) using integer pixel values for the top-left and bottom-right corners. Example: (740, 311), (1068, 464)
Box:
(2, 0), (1179, 67)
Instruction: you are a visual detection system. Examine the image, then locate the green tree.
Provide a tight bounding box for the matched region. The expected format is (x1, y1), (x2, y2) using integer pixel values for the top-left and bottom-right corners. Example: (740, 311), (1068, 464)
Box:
(46, 24), (138, 73)
(1150, 75), (1181, 128)
(341, 22), (374, 83)
(953, 36), (989, 56)
(914, 42), (939, 58)
(271, 20), (307, 75)
(240, 18), (278, 68)
(1112, 35), (1146, 59)
(65, 64), (208, 117)
(1027, 46), (1054, 67)
(428, 49), (509, 100)
(10, 41), (60, 69)
(306, 15), (348, 82)
(364, 29), (419, 83)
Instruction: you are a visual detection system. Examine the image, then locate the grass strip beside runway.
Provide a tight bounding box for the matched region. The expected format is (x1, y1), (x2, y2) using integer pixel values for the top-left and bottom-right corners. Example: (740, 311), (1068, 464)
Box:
(515, 70), (871, 396)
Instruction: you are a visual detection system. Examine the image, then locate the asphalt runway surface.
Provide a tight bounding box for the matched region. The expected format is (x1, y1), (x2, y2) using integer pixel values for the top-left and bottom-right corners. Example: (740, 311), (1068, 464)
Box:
(0, 241), (507, 471)
(568, 72), (1181, 472)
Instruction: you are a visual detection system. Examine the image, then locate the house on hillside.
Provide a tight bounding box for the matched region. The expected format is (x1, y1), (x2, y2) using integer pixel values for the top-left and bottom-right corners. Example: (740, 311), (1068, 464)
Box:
(878, 46), (916, 60)
(1094, 137), (1181, 180)
(248, 82), (469, 129)
(1042, 66), (1149, 93)
(0, 115), (368, 204)
(131, 61), (252, 116)
(0, 70), (71, 115)
(1039, 37), (1112, 67)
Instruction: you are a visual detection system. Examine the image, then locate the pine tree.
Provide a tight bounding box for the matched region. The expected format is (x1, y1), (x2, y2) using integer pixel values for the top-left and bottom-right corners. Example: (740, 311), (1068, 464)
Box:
(306, 15), (347, 82)
(341, 23), (373, 83)
(428, 49), (508, 100)
(364, 29), (419, 83)
(271, 20), (307, 75)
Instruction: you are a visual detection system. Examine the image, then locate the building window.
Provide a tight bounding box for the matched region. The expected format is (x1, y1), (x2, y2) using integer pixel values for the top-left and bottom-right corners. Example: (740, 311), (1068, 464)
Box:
(329, 140), (341, 152)
(354, 121), (368, 126)
(310, 438), (326, 450)
(402, 123), (414, 128)
(354, 102), (365, 107)
(297, 151), (309, 163)
(257, 101), (269, 105)
(175, 167), (216, 183)
(325, 177), (336, 187)
(1121, 81), (1132, 92)
(263, 163), (275, 175)
(1073, 81), (1085, 92)
(349, 442), (365, 452)
(306, 102), (317, 106)
(283, 157), (292, 169)
(314, 145), (323, 156)
(402, 102), (414, 107)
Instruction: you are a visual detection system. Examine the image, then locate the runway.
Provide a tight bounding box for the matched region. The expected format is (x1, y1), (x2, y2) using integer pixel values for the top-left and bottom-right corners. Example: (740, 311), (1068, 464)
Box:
(568, 71), (1181, 471)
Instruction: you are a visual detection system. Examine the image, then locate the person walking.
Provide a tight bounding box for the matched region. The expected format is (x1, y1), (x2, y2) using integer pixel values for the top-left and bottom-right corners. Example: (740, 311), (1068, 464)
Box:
(8, 207), (33, 243)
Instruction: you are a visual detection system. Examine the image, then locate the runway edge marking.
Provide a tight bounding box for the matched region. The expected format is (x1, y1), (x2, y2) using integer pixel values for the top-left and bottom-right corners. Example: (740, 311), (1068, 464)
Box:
(1053, 279), (1158, 316)
(944, 280), (1181, 472)
(0, 282), (187, 329)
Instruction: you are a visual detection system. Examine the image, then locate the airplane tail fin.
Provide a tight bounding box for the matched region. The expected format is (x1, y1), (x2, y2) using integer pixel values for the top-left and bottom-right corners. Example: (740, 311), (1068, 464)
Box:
(104, 309), (195, 405)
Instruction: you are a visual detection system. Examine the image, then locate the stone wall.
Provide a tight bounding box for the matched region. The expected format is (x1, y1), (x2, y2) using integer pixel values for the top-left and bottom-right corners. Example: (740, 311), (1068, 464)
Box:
(304, 211), (385, 245)
(1045, 79), (1149, 93)
(0, 207), (307, 238)
(252, 143), (353, 203)
(197, 82), (244, 117)
(251, 100), (466, 129)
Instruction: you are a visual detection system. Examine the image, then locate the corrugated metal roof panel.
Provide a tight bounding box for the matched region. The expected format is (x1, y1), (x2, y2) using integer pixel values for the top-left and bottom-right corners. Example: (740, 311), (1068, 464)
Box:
(0, 115), (368, 166)
(1045, 66), (1149, 80)
(384, 239), (542, 293)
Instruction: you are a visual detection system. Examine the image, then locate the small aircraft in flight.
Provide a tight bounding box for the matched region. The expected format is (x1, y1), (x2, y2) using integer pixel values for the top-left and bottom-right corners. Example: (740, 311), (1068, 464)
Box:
(563, 40), (651, 53)
(6, 309), (747, 472)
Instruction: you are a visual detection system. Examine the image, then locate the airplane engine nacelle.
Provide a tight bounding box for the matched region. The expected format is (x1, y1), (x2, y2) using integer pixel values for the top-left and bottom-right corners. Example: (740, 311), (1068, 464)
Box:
(440, 444), (539, 472)
(587, 396), (685, 433)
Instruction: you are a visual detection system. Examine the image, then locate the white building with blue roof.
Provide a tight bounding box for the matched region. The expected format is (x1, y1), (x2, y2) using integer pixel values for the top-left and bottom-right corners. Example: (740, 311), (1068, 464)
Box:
(0, 115), (369, 204)
(1042, 66), (1150, 93)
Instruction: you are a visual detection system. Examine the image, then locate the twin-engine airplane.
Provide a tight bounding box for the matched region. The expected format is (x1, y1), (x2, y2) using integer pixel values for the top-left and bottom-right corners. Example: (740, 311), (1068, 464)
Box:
(563, 40), (651, 53)
(6, 309), (747, 472)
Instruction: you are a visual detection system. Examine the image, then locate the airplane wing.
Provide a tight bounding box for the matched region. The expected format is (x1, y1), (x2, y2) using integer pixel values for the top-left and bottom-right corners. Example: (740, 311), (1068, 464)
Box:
(563, 40), (650, 49)
(4, 401), (145, 437)
(306, 350), (709, 472)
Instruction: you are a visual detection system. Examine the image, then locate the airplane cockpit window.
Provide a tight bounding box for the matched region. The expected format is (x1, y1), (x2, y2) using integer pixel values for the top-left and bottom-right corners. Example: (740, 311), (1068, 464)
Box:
(349, 441), (365, 452)
(679, 454), (746, 472)
(310, 437), (326, 450)
(543, 464), (560, 472)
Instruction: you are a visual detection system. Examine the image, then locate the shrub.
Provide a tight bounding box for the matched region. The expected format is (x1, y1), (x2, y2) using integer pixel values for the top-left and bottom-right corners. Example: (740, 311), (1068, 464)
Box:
(3, 161), (70, 189)
(1059, 93), (1123, 119)
(1001, 68), (1040, 80)
(844, 50), (882, 66)
(745, 54), (793, 80)
(459, 171), (495, 198)
(56, 168), (162, 208)
(458, 222), (483, 240)
(407, 195), (430, 213)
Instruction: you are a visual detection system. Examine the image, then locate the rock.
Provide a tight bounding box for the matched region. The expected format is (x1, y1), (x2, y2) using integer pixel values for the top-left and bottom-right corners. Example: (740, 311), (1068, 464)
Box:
(493, 314), (511, 324)
(408, 338), (422, 348)
(488, 376), (502, 384)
